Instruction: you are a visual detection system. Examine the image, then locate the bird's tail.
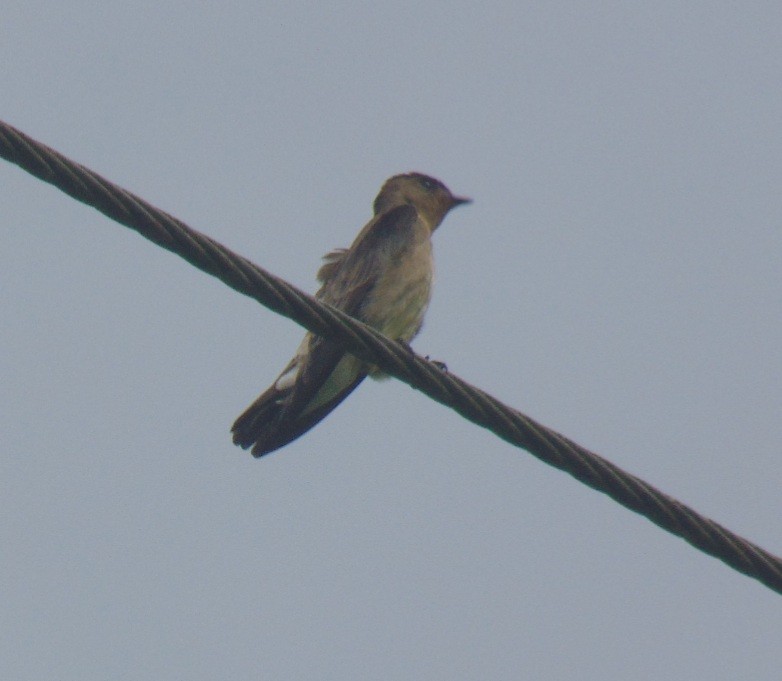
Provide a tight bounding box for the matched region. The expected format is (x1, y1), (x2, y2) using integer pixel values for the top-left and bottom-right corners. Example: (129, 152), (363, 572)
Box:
(231, 383), (288, 453)
(231, 373), (366, 458)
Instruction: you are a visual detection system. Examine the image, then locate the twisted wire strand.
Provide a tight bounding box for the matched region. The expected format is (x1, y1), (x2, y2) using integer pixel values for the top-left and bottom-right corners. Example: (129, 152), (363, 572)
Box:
(2, 119), (780, 595)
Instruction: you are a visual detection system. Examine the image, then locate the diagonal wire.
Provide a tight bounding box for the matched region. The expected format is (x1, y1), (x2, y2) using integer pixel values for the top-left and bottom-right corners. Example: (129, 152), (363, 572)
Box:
(2, 118), (781, 595)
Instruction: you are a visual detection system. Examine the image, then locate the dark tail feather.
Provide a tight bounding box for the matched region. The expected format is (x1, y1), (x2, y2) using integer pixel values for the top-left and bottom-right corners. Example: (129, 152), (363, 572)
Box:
(231, 384), (286, 450)
(231, 374), (366, 458)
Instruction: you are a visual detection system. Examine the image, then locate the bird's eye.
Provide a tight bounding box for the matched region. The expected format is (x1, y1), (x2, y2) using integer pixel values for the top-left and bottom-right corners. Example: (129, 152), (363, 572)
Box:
(417, 176), (437, 191)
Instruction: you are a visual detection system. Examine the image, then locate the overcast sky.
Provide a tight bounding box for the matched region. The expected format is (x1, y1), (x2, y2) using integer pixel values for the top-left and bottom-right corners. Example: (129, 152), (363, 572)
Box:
(2, 2), (781, 679)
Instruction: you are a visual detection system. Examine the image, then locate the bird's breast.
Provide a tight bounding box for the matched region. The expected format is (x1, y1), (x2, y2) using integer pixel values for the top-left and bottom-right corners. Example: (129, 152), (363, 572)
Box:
(363, 237), (434, 343)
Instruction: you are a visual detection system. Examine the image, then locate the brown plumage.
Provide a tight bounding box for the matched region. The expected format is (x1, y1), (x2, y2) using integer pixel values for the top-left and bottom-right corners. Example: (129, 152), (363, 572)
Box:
(232, 173), (470, 457)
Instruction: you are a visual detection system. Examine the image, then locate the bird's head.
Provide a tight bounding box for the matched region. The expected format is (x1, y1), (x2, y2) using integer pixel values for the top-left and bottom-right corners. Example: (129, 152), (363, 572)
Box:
(373, 173), (470, 229)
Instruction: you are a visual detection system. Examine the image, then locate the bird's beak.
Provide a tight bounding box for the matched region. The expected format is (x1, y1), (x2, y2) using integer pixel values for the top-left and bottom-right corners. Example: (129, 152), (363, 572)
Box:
(450, 196), (472, 208)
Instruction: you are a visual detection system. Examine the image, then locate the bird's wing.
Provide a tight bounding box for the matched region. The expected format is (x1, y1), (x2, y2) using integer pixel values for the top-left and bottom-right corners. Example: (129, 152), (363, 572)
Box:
(281, 204), (419, 416)
(320, 203), (419, 314)
(316, 248), (348, 283)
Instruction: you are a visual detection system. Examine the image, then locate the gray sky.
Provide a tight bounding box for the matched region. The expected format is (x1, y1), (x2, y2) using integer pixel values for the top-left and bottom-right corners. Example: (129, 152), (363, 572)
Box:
(2, 2), (781, 679)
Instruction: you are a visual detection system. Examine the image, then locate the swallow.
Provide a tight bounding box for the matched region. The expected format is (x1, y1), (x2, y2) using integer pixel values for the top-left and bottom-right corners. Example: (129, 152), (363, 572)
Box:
(232, 172), (470, 457)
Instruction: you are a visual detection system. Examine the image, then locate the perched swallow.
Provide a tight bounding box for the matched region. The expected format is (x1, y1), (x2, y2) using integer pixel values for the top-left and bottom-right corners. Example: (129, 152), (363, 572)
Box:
(232, 172), (470, 457)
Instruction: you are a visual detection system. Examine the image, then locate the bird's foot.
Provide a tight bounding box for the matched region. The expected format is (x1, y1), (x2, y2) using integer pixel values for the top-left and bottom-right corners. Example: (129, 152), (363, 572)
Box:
(394, 339), (447, 372)
(424, 356), (448, 372)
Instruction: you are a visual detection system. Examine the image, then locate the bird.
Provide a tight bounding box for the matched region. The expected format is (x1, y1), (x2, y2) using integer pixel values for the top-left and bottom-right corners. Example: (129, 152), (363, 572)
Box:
(231, 172), (470, 457)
